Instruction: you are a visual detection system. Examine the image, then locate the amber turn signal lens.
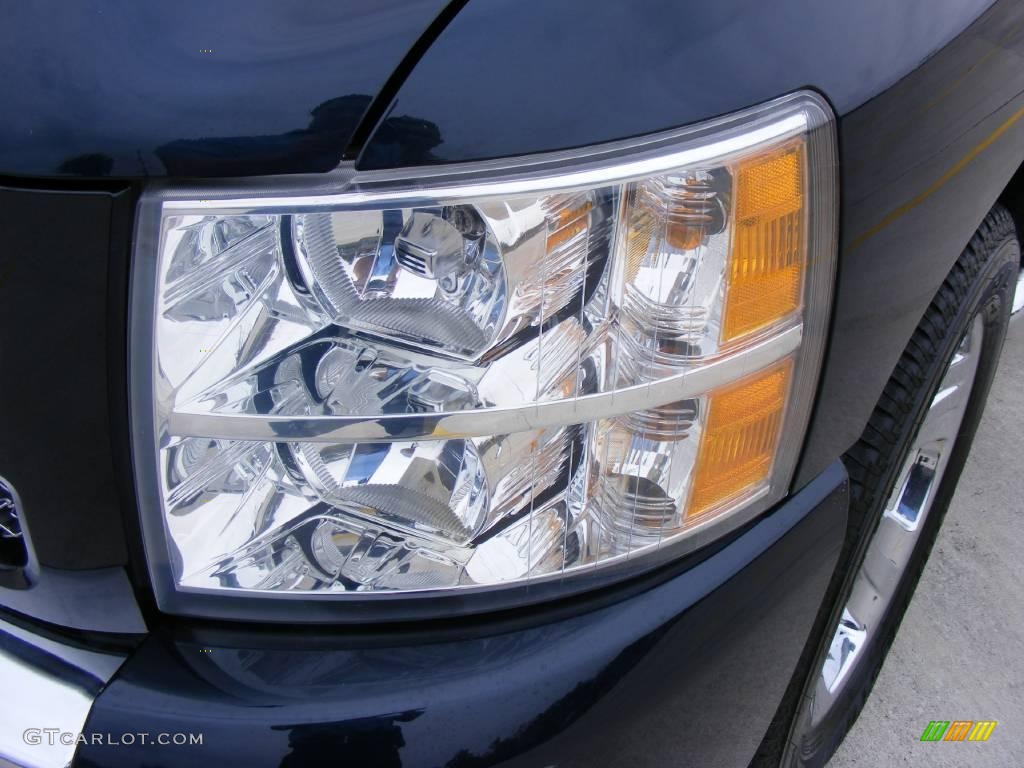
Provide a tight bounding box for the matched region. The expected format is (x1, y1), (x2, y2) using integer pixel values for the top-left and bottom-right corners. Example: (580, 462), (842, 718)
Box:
(722, 143), (805, 342)
(688, 359), (792, 519)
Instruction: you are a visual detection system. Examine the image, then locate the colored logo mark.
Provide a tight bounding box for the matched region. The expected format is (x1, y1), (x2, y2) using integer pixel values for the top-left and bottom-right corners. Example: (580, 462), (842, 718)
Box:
(920, 720), (997, 742)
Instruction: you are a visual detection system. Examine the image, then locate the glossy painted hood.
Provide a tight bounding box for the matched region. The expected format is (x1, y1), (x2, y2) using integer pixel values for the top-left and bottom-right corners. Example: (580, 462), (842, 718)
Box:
(0, 0), (448, 178)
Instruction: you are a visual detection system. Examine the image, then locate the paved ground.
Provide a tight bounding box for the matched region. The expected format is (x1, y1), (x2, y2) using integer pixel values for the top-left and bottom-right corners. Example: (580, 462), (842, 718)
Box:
(829, 315), (1024, 766)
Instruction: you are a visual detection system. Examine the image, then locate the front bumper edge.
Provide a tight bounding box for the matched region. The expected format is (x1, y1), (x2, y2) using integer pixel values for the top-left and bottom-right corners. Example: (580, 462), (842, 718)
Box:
(0, 618), (126, 768)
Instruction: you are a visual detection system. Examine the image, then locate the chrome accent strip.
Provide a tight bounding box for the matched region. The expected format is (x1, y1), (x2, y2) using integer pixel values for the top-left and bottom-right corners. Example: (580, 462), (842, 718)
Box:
(168, 325), (802, 443)
(0, 618), (126, 768)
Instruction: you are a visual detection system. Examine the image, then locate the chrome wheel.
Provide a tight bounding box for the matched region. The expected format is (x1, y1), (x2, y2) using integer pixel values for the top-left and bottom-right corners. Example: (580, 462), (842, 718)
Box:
(809, 313), (985, 724)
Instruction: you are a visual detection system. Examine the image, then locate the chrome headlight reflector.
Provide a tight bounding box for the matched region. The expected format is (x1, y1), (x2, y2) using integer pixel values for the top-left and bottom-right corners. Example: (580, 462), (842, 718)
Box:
(132, 92), (836, 620)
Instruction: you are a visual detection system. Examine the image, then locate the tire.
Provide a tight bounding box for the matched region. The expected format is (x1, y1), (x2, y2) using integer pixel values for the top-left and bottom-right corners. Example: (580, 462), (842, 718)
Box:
(754, 204), (1021, 767)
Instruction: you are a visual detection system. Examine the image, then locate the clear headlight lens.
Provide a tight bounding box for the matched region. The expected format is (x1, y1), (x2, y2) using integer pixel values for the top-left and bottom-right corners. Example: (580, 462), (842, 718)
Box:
(133, 92), (836, 616)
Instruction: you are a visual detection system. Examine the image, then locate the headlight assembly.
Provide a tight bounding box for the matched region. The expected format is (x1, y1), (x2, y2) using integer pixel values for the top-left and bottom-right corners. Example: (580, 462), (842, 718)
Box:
(131, 91), (837, 621)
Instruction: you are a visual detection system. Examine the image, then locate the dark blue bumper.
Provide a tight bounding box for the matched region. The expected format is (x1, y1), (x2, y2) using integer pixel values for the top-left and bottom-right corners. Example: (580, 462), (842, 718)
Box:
(74, 462), (847, 768)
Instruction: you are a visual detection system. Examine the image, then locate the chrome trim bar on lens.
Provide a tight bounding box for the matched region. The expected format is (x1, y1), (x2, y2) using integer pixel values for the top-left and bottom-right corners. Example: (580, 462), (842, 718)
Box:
(168, 325), (802, 444)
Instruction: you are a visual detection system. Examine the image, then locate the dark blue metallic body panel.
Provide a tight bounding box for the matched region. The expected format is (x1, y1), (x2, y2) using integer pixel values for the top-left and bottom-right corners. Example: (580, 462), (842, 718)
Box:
(74, 463), (847, 768)
(0, 0), (448, 177)
(797, 0), (1024, 483)
(358, 0), (992, 167)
